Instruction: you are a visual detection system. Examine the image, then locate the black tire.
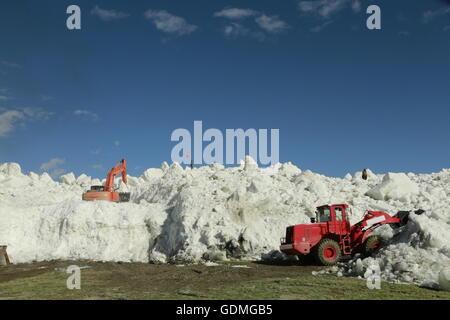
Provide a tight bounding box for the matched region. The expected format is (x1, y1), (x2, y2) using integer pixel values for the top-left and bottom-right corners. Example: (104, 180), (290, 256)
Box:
(314, 239), (341, 266)
(363, 235), (382, 256)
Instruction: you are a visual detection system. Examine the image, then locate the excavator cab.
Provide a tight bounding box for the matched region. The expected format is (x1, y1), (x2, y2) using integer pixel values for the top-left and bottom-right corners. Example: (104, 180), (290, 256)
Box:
(89, 185), (105, 191)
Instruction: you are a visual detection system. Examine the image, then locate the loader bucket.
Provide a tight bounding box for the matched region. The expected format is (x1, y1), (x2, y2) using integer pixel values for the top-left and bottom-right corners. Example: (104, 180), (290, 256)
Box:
(395, 209), (425, 227)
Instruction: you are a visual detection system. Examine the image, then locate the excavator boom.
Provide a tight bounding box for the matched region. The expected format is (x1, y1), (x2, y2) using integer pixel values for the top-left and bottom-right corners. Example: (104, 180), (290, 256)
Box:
(104, 159), (127, 192)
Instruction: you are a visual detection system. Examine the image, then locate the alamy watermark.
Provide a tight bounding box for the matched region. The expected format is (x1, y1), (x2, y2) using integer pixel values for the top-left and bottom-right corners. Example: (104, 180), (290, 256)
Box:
(171, 121), (279, 166)
(65, 5), (381, 31)
(365, 263), (381, 290)
(66, 265), (81, 290)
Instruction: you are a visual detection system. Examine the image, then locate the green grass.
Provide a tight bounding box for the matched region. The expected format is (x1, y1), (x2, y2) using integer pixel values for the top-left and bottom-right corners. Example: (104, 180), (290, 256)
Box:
(198, 276), (450, 300)
(1, 265), (449, 300)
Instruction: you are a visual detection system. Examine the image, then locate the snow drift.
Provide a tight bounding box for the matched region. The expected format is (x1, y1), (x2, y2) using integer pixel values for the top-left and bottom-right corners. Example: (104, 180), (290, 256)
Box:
(0, 159), (449, 290)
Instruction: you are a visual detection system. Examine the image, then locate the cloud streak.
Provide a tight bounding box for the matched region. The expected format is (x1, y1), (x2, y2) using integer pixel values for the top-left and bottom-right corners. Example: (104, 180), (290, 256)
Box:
(214, 7), (289, 39)
(74, 109), (99, 121)
(0, 107), (53, 137)
(40, 158), (65, 171)
(423, 7), (450, 23)
(91, 5), (129, 21)
(255, 15), (289, 34)
(0, 110), (24, 136)
(40, 158), (67, 179)
(1, 61), (22, 68)
(214, 8), (258, 19)
(144, 10), (198, 36)
(298, 0), (361, 18)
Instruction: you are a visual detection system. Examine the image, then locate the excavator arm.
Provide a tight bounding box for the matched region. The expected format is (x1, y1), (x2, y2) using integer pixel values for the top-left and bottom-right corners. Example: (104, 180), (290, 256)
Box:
(104, 159), (127, 192)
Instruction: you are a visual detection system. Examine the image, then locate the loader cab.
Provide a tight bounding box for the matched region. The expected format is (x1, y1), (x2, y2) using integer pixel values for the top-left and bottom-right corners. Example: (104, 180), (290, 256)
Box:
(315, 204), (351, 236)
(315, 204), (349, 223)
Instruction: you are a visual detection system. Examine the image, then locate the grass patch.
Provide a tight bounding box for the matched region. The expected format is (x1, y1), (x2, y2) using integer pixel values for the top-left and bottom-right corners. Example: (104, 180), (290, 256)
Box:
(0, 261), (449, 300)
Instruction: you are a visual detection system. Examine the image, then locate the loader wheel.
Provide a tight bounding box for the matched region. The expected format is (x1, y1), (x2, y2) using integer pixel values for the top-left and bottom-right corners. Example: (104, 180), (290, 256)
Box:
(315, 239), (341, 266)
(363, 235), (381, 256)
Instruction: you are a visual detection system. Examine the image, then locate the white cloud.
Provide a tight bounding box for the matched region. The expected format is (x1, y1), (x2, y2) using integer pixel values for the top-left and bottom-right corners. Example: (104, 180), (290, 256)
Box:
(0, 95), (12, 101)
(49, 168), (67, 179)
(255, 15), (289, 33)
(224, 23), (250, 37)
(92, 164), (104, 170)
(0, 110), (24, 136)
(144, 10), (198, 36)
(0, 107), (53, 137)
(91, 5), (129, 21)
(114, 140), (120, 147)
(40, 158), (65, 171)
(214, 8), (257, 19)
(423, 7), (450, 24)
(298, 0), (361, 18)
(215, 8), (288, 39)
(91, 148), (101, 155)
(74, 109), (99, 121)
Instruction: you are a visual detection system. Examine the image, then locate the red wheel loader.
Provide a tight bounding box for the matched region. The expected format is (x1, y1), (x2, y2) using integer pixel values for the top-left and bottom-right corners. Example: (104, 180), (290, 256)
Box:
(280, 204), (424, 266)
(82, 159), (130, 202)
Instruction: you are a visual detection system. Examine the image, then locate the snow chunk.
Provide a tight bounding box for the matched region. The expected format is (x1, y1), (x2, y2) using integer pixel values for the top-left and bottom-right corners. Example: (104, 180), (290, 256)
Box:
(366, 173), (419, 201)
(0, 163), (22, 176)
(141, 168), (163, 182)
(61, 173), (76, 185)
(439, 267), (450, 291)
(160, 162), (169, 171)
(244, 156), (258, 171)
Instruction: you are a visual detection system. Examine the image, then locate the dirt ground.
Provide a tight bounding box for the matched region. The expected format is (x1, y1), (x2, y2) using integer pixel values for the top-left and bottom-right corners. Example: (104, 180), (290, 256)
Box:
(0, 260), (319, 293)
(1, 260), (449, 300)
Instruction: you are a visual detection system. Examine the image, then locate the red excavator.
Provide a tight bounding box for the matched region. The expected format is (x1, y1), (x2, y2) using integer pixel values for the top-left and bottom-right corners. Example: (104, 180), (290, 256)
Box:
(280, 204), (424, 265)
(82, 159), (130, 202)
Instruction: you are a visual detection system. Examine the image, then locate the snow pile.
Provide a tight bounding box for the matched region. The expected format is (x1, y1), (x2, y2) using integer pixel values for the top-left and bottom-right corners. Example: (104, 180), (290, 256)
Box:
(0, 158), (450, 290)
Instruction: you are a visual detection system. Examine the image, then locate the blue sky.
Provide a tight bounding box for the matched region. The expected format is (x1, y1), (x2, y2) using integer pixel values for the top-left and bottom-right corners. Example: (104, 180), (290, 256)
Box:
(0, 0), (449, 178)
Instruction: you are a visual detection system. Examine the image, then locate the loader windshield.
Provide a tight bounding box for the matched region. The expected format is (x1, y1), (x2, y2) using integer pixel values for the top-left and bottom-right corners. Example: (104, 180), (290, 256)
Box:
(316, 207), (331, 222)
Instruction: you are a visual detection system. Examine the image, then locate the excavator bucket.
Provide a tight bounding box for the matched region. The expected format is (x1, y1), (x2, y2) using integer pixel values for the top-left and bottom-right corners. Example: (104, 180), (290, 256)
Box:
(394, 209), (425, 228)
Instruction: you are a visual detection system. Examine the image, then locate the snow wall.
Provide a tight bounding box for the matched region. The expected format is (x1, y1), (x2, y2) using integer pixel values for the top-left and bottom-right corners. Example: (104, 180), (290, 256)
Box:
(0, 158), (449, 290)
